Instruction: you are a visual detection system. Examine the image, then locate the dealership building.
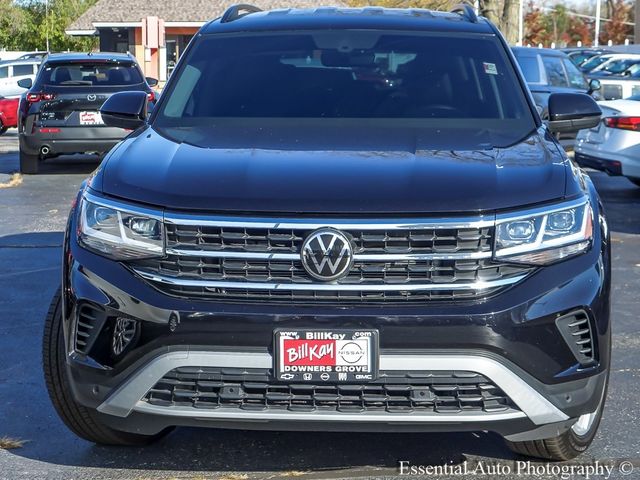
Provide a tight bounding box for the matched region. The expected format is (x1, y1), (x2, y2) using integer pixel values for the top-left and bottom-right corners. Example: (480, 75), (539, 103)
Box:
(66, 0), (347, 84)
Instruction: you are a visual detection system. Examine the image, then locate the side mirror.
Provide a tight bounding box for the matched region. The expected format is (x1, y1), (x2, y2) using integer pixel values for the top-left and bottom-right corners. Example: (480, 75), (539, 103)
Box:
(587, 78), (601, 95)
(17, 78), (32, 89)
(100, 91), (148, 130)
(145, 77), (159, 87)
(547, 93), (601, 134)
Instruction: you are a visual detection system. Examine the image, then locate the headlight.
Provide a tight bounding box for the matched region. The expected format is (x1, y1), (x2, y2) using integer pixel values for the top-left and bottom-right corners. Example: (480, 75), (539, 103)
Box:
(78, 195), (164, 260)
(495, 198), (593, 265)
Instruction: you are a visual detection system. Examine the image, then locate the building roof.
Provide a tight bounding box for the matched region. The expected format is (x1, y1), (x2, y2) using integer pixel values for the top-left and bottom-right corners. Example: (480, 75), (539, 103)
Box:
(67, 0), (349, 34)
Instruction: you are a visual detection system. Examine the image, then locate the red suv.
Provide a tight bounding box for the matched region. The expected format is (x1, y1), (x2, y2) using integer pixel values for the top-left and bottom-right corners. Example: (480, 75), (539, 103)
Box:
(0, 96), (19, 135)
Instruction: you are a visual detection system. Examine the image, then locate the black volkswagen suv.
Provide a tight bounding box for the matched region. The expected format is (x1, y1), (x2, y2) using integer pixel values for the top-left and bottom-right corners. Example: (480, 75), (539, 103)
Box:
(18, 52), (158, 174)
(43, 5), (611, 461)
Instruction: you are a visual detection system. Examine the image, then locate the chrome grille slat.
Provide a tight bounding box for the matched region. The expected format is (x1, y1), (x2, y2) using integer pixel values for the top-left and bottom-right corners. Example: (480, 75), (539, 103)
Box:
(130, 215), (531, 303)
(167, 224), (494, 256)
(134, 256), (527, 285)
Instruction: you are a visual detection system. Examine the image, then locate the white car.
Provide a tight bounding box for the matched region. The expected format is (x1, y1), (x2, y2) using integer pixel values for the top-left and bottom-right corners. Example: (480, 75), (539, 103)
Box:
(575, 96), (640, 187)
(0, 60), (40, 98)
(589, 54), (640, 74)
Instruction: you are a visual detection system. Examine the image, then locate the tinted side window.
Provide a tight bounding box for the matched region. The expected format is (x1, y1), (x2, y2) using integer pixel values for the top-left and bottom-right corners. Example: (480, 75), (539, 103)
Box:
(542, 56), (568, 87)
(13, 64), (34, 77)
(0, 66), (7, 79)
(562, 59), (587, 89)
(515, 55), (541, 83)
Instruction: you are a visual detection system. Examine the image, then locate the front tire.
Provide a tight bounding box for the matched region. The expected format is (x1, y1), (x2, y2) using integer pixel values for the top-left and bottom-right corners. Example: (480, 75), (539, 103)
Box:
(506, 383), (607, 461)
(19, 148), (39, 174)
(43, 289), (171, 446)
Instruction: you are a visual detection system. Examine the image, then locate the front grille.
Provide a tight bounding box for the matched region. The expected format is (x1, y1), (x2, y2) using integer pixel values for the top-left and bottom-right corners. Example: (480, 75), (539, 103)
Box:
(134, 256), (525, 285)
(165, 224), (494, 255)
(130, 216), (531, 304)
(143, 367), (519, 415)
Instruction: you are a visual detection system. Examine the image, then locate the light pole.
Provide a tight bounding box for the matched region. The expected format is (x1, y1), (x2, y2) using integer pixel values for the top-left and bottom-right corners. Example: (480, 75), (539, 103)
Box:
(518, 0), (524, 46)
(45, 0), (50, 52)
(594, 0), (601, 47)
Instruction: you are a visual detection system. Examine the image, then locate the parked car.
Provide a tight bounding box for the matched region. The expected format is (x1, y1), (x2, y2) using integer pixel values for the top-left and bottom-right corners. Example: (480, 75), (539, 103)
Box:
(562, 48), (611, 67)
(579, 53), (618, 72)
(18, 52), (158, 174)
(512, 47), (600, 116)
(587, 55), (640, 78)
(43, 4), (609, 462)
(0, 96), (19, 134)
(597, 68), (640, 100)
(0, 60), (40, 98)
(512, 47), (600, 145)
(17, 51), (49, 61)
(575, 95), (640, 186)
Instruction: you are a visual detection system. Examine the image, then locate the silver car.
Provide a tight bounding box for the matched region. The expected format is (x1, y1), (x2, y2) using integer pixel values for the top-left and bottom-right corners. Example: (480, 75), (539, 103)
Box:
(575, 95), (640, 187)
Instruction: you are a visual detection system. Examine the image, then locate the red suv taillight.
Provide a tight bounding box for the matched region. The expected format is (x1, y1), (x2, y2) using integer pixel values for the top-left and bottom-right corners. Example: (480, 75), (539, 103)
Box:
(147, 91), (155, 103)
(603, 116), (640, 131)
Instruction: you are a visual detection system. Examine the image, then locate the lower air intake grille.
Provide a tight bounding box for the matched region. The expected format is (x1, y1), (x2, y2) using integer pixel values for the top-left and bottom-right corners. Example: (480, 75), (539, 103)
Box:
(75, 304), (107, 355)
(556, 310), (596, 366)
(143, 367), (519, 415)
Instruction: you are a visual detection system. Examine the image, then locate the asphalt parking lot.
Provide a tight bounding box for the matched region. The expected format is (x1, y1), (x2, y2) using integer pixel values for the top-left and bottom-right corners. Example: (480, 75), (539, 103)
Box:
(0, 130), (639, 480)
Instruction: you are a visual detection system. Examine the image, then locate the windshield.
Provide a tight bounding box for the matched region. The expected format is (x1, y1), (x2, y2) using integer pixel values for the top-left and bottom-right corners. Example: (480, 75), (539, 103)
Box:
(154, 31), (536, 149)
(39, 61), (143, 86)
(581, 55), (610, 71)
(569, 53), (593, 66)
(601, 59), (640, 74)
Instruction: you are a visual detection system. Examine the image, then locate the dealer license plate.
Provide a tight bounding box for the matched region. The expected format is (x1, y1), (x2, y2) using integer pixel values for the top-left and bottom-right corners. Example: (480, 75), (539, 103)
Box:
(274, 329), (379, 383)
(79, 111), (103, 125)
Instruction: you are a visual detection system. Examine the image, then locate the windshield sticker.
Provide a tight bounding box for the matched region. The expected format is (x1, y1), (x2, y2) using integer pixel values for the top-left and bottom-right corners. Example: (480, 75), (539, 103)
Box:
(483, 62), (498, 75)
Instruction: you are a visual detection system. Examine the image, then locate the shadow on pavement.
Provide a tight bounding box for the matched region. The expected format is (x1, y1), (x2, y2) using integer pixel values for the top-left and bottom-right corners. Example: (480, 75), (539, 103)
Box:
(588, 171), (640, 235)
(5, 428), (517, 476)
(0, 152), (99, 176)
(0, 231), (63, 248)
(35, 156), (100, 176)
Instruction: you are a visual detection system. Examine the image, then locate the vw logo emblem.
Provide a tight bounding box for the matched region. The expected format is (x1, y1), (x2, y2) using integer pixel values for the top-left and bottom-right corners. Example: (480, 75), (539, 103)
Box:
(301, 228), (353, 282)
(87, 94), (97, 101)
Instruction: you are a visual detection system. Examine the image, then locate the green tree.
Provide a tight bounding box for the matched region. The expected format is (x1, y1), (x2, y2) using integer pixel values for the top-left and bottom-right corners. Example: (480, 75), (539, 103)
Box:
(0, 0), (28, 49)
(0, 0), (98, 52)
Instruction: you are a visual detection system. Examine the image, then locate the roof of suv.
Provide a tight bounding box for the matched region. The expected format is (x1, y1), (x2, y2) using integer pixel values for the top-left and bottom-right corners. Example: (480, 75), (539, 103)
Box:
(43, 52), (137, 63)
(201, 7), (495, 35)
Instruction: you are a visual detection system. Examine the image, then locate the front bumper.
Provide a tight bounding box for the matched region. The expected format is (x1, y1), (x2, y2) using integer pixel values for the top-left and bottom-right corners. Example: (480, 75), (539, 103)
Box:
(575, 133), (640, 180)
(61, 189), (611, 440)
(85, 349), (606, 440)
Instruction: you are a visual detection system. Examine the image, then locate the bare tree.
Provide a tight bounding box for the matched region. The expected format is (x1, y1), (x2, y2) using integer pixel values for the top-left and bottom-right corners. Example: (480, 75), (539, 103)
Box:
(480, 0), (519, 44)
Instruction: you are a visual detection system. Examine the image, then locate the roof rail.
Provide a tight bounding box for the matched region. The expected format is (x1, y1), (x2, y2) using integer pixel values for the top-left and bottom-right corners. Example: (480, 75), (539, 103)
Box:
(221, 4), (262, 23)
(450, 3), (478, 23)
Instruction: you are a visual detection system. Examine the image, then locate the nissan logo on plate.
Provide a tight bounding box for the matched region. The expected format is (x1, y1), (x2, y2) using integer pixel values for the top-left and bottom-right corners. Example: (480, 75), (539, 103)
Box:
(301, 228), (354, 281)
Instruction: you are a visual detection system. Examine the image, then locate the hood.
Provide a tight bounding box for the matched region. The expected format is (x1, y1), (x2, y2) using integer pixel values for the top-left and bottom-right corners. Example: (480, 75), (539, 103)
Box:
(95, 125), (569, 215)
